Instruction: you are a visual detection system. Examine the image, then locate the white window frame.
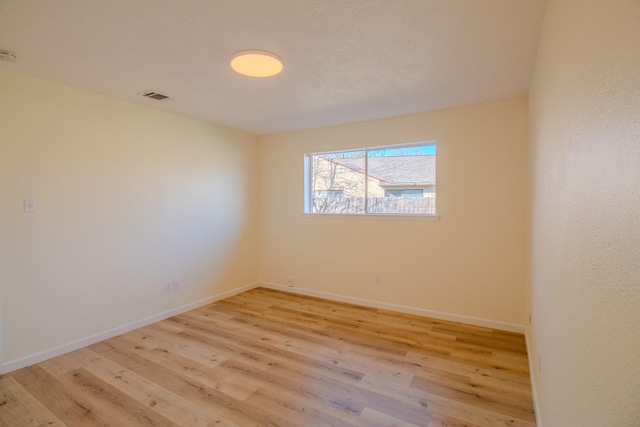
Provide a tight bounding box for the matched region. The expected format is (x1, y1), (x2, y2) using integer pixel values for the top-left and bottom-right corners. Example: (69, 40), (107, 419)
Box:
(304, 141), (437, 217)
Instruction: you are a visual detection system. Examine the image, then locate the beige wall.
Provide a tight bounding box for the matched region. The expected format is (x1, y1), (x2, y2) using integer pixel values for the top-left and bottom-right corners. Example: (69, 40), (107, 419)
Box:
(259, 98), (529, 326)
(0, 70), (259, 367)
(529, 0), (640, 425)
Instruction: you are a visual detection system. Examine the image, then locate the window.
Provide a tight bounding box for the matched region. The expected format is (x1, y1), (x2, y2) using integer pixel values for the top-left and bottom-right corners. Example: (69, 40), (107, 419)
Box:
(314, 190), (344, 199)
(304, 142), (436, 215)
(385, 189), (424, 198)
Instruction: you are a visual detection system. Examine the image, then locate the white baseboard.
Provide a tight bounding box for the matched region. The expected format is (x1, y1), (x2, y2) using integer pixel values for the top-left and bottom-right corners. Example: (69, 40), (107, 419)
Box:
(258, 282), (525, 334)
(1, 282), (259, 374)
(524, 327), (542, 426)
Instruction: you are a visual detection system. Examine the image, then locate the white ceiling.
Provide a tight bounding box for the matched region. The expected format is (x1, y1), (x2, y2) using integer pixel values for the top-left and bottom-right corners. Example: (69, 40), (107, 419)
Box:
(0, 0), (546, 135)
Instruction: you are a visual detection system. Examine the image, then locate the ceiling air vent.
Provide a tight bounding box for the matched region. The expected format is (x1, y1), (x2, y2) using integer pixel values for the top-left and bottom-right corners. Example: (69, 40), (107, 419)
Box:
(141, 91), (171, 101)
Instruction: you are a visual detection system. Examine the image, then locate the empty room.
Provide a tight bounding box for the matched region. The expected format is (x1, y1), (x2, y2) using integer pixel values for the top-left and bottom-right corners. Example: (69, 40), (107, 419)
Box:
(0, 1), (638, 426)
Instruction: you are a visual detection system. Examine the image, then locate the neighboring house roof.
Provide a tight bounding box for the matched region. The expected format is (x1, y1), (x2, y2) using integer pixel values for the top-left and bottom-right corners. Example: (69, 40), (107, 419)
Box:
(334, 155), (435, 186)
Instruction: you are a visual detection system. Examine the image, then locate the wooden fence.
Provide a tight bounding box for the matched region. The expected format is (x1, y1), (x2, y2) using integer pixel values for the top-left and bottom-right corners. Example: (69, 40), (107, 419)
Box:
(313, 195), (436, 215)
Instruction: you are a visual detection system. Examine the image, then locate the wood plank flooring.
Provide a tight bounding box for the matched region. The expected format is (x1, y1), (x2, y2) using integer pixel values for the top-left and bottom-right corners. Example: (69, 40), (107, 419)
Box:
(0, 287), (537, 426)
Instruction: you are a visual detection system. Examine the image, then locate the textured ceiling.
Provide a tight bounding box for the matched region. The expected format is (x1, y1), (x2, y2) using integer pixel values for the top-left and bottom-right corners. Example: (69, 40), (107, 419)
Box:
(0, 0), (546, 135)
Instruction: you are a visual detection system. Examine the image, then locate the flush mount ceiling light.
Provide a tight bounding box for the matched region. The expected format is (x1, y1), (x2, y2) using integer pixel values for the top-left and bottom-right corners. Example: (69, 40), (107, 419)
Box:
(230, 50), (283, 77)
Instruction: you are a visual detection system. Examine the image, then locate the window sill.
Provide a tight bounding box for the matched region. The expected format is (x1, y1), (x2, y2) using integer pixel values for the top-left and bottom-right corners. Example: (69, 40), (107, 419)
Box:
(302, 213), (440, 221)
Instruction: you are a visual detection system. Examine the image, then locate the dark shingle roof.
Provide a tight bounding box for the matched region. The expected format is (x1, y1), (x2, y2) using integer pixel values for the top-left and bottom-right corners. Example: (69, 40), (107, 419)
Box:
(337, 155), (435, 186)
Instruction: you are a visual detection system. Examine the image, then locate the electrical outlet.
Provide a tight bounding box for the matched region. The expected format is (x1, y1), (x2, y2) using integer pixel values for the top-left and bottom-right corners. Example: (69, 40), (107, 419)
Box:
(164, 282), (172, 293)
(287, 276), (294, 287)
(375, 275), (382, 286)
(23, 198), (36, 213)
(173, 280), (181, 291)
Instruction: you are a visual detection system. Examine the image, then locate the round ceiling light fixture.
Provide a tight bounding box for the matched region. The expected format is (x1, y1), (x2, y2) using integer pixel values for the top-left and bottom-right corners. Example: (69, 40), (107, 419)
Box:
(230, 50), (283, 77)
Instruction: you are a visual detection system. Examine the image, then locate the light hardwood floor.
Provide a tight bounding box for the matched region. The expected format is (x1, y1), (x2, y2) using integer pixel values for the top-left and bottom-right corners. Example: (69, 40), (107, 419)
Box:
(0, 287), (536, 426)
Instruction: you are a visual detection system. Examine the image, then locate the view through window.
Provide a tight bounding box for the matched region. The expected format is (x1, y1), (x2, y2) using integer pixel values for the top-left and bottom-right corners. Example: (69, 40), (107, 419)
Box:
(304, 143), (436, 215)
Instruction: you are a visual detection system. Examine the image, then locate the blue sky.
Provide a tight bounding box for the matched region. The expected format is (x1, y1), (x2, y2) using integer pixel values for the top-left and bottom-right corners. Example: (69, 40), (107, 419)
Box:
(369, 145), (436, 157)
(323, 144), (436, 159)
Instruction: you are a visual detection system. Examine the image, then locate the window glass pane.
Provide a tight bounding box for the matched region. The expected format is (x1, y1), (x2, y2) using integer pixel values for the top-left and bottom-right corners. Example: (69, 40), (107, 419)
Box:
(309, 150), (366, 214)
(305, 143), (436, 216)
(366, 145), (436, 215)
